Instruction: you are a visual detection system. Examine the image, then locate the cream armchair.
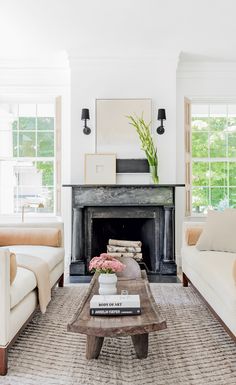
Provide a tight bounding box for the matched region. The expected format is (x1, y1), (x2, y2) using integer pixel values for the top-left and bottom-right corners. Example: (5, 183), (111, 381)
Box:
(0, 222), (64, 375)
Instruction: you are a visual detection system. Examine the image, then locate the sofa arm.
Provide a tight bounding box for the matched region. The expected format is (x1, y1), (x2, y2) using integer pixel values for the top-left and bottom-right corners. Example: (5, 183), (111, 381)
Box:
(0, 249), (10, 347)
(182, 221), (205, 248)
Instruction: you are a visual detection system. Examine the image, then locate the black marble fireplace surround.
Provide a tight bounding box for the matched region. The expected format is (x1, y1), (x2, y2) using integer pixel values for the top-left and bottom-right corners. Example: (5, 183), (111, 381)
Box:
(63, 185), (184, 276)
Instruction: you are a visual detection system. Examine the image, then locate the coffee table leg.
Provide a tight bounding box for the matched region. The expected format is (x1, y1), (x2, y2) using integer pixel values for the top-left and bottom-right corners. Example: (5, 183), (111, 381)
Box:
(131, 333), (148, 359)
(86, 335), (104, 359)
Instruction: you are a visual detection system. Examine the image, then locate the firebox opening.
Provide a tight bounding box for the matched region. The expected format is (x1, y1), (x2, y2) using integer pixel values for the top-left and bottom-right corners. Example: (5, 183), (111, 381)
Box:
(91, 218), (157, 272)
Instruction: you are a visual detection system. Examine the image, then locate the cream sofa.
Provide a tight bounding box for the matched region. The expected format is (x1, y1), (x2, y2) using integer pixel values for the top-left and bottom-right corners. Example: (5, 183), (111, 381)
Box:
(0, 222), (64, 375)
(181, 221), (236, 339)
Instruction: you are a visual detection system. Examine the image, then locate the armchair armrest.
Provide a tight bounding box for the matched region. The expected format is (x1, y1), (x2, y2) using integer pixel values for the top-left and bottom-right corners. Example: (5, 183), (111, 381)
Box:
(0, 249), (10, 347)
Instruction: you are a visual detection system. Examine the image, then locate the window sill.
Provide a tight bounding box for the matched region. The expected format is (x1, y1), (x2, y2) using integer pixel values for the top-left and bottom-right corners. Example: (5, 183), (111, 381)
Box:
(184, 215), (206, 222)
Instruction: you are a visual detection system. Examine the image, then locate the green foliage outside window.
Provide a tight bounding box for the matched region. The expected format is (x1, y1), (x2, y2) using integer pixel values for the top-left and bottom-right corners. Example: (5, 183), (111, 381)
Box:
(191, 111), (236, 213)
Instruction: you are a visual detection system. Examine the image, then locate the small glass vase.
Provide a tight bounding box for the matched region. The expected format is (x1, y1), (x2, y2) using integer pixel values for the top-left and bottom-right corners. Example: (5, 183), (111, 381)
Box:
(98, 273), (117, 295)
(149, 165), (159, 184)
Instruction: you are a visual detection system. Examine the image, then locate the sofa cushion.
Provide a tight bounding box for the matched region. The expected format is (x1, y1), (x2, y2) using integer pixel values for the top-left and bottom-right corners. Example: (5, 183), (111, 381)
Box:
(182, 245), (236, 311)
(9, 245), (64, 272)
(196, 209), (236, 253)
(10, 267), (37, 309)
(0, 227), (61, 247)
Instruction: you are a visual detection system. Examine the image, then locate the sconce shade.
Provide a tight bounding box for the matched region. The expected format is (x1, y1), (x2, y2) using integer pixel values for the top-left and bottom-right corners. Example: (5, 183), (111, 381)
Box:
(157, 109), (166, 121)
(81, 108), (90, 120)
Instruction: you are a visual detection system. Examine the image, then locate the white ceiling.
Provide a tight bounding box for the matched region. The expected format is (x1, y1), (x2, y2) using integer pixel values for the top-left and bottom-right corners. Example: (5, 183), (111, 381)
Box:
(1, 0), (236, 62)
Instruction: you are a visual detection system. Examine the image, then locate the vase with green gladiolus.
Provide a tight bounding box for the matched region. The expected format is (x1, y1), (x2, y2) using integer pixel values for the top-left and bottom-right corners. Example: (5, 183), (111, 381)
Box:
(127, 115), (159, 184)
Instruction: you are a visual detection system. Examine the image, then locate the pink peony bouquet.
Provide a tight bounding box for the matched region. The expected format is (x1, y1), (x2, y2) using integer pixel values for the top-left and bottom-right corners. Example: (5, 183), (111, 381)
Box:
(89, 253), (125, 274)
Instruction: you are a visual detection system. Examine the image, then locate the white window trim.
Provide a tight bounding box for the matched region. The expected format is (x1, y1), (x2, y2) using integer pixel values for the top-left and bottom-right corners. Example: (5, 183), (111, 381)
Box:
(0, 99), (61, 218)
(185, 97), (236, 216)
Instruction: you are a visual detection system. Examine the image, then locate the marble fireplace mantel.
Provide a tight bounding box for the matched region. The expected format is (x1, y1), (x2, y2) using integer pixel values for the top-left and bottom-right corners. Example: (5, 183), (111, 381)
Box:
(63, 184), (184, 276)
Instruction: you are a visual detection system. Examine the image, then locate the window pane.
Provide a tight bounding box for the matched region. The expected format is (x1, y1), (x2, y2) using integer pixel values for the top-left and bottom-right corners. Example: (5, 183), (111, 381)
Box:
(0, 160), (54, 214)
(192, 187), (209, 214)
(40, 187), (54, 213)
(210, 162), (227, 186)
(15, 186), (38, 212)
(229, 163), (236, 186)
(192, 132), (208, 157)
(19, 117), (36, 130)
(229, 188), (236, 207)
(13, 131), (18, 157)
(37, 132), (54, 156)
(208, 117), (227, 131)
(228, 133), (236, 157)
(192, 162), (209, 186)
(0, 131), (14, 157)
(192, 118), (208, 131)
(36, 161), (54, 186)
(0, 103), (17, 126)
(210, 188), (228, 209)
(227, 117), (236, 133)
(19, 132), (36, 157)
(209, 132), (227, 157)
(12, 120), (18, 130)
(37, 117), (54, 131)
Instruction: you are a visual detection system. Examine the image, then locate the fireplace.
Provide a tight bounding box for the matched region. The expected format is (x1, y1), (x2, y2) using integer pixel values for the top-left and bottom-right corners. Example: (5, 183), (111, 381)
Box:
(87, 206), (162, 272)
(63, 184), (184, 275)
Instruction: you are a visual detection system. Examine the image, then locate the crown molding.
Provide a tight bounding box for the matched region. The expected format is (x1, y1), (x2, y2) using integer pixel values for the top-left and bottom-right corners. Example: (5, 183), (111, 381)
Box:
(177, 61), (236, 79)
(0, 51), (69, 70)
(68, 52), (180, 68)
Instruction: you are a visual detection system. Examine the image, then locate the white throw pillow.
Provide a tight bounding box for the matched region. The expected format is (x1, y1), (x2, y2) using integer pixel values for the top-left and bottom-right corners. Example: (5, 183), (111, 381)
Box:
(196, 209), (236, 253)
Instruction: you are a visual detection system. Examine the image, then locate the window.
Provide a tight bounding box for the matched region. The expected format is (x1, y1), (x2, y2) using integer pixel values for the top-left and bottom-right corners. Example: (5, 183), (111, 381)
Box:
(0, 103), (58, 215)
(188, 102), (236, 214)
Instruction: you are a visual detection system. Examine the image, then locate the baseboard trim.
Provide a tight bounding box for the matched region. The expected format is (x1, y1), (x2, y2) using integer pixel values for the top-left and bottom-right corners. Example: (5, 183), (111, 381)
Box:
(182, 273), (236, 343)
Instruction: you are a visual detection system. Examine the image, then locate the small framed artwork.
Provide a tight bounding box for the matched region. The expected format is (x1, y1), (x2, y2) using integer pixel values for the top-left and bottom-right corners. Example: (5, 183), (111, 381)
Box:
(84, 153), (116, 184)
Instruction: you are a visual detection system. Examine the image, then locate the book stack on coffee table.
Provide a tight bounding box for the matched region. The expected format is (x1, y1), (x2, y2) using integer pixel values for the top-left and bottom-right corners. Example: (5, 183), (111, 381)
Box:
(90, 294), (141, 316)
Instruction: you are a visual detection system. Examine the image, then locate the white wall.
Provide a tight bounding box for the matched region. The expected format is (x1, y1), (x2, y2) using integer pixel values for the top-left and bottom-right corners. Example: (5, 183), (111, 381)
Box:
(69, 56), (178, 185)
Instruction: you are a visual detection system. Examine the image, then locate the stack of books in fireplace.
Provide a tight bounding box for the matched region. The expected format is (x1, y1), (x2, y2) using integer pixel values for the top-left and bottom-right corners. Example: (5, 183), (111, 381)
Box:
(90, 294), (141, 316)
(107, 239), (143, 262)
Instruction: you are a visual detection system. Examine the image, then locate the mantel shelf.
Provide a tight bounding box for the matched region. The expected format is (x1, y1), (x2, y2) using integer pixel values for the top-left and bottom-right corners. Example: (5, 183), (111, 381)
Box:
(63, 184), (185, 188)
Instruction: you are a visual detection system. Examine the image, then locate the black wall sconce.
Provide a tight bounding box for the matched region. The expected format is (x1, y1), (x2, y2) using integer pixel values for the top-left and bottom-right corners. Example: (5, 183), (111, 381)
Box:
(81, 108), (91, 135)
(156, 108), (166, 135)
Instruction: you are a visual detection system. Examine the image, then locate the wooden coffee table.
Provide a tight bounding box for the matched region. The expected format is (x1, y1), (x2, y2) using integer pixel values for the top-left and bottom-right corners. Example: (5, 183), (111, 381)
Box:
(67, 271), (167, 359)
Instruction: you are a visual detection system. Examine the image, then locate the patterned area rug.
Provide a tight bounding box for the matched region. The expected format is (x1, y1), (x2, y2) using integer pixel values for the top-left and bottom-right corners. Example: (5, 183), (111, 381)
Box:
(1, 284), (236, 385)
